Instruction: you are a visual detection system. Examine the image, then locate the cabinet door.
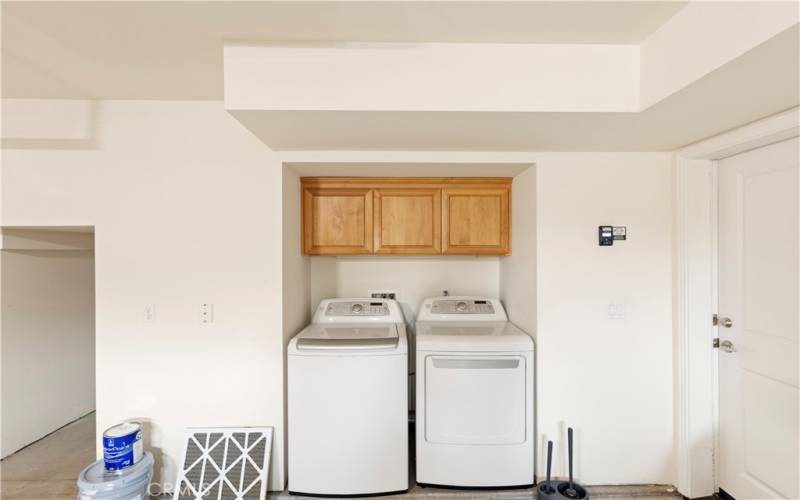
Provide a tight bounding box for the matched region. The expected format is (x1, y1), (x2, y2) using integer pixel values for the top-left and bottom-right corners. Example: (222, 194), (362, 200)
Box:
(303, 188), (373, 255)
(442, 187), (510, 255)
(374, 188), (441, 254)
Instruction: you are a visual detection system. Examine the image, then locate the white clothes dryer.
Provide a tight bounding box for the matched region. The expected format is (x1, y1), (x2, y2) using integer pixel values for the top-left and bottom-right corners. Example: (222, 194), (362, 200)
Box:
(415, 296), (535, 488)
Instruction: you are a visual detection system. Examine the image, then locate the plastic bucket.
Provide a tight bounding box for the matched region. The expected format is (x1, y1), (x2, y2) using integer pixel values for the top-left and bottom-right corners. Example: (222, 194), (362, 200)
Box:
(77, 451), (153, 499)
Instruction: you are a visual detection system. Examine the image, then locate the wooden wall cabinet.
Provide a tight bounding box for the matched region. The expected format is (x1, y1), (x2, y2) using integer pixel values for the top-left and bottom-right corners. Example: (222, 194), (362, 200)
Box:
(302, 187), (373, 255)
(301, 178), (510, 256)
(374, 188), (441, 254)
(442, 187), (510, 255)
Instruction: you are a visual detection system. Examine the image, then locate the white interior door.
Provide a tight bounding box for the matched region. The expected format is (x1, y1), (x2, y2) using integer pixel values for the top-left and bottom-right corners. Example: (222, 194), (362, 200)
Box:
(718, 137), (799, 500)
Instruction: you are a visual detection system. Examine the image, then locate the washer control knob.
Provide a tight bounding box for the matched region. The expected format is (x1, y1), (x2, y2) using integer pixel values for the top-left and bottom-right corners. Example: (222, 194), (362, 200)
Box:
(351, 303), (363, 314)
(456, 301), (468, 312)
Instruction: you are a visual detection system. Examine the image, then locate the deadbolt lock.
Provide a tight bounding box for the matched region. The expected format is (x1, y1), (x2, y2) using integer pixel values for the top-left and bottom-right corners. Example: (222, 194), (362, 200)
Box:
(713, 314), (733, 328)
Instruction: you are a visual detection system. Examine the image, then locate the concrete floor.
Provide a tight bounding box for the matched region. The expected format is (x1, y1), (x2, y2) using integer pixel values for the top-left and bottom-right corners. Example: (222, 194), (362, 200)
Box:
(1, 413), (96, 499)
(281, 484), (682, 500)
(0, 413), (682, 500)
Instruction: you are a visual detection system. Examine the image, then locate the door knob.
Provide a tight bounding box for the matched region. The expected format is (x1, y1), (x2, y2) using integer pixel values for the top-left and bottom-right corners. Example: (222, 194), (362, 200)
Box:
(716, 316), (733, 328)
(719, 340), (736, 353)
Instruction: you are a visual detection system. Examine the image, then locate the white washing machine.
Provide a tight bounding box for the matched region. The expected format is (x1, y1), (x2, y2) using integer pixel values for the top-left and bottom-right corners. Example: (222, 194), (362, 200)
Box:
(288, 298), (408, 496)
(416, 296), (535, 488)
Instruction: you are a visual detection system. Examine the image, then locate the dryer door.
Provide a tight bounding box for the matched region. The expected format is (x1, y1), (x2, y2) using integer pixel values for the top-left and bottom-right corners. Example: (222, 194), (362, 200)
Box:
(424, 355), (526, 445)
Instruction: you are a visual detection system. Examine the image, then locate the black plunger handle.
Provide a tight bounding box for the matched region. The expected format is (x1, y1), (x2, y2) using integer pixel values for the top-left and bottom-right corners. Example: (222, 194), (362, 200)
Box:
(546, 440), (553, 484)
(568, 427), (574, 489)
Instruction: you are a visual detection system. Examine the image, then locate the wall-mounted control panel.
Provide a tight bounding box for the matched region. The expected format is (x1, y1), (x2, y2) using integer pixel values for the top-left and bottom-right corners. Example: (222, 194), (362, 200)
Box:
(325, 301), (390, 317)
(599, 226), (627, 246)
(599, 226), (614, 246)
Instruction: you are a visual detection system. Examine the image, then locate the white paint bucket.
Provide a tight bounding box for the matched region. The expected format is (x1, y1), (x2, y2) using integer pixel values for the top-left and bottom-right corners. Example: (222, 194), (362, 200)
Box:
(77, 451), (153, 500)
(102, 422), (143, 472)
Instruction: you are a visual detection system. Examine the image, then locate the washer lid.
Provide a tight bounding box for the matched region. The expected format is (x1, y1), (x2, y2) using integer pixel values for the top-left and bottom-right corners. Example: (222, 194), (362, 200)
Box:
(416, 321), (533, 352)
(296, 323), (399, 350)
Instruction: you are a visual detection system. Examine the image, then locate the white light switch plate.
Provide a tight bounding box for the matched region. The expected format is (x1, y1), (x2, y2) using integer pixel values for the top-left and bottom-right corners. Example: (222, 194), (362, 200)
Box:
(608, 302), (626, 319)
(145, 304), (156, 323)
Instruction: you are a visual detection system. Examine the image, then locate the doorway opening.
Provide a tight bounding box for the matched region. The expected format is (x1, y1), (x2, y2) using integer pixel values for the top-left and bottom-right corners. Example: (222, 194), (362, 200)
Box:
(0, 226), (96, 460)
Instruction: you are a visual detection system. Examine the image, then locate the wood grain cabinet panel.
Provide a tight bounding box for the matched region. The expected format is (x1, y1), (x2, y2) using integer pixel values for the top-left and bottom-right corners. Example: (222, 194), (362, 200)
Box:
(442, 187), (511, 255)
(301, 178), (511, 256)
(302, 187), (373, 255)
(374, 189), (441, 254)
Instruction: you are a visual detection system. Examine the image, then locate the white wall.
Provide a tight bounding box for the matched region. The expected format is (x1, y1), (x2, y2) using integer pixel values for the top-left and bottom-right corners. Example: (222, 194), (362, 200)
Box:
(1, 99), (95, 141)
(500, 166), (537, 335)
(281, 166), (310, 342)
(280, 166), (311, 485)
(531, 153), (674, 484)
(1, 245), (95, 457)
(1, 101), (286, 491)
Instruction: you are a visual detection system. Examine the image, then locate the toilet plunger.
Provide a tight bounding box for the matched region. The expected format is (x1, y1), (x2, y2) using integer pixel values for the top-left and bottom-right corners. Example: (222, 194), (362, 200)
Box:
(537, 440), (557, 499)
(565, 428), (578, 499)
(545, 441), (555, 493)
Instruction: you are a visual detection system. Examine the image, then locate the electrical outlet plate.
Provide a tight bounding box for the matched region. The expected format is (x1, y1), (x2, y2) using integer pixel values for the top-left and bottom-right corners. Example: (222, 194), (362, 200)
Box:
(200, 303), (214, 324)
(369, 289), (398, 300)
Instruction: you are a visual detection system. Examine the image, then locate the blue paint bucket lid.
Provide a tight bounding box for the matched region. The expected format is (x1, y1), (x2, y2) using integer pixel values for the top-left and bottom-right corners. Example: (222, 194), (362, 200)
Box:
(77, 451), (153, 496)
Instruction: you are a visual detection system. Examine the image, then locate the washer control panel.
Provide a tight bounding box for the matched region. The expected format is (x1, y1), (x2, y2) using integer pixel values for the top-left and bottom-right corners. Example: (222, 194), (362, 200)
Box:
(325, 301), (389, 317)
(431, 299), (495, 315)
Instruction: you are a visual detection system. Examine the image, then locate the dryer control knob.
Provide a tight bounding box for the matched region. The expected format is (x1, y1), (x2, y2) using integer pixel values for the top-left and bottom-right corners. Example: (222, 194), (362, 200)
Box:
(351, 303), (363, 313)
(456, 301), (468, 312)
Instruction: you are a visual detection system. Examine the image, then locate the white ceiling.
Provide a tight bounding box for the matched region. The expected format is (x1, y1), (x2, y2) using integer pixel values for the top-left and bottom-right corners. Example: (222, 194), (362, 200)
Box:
(232, 24), (800, 151)
(3, 1), (795, 152)
(1, 1), (687, 99)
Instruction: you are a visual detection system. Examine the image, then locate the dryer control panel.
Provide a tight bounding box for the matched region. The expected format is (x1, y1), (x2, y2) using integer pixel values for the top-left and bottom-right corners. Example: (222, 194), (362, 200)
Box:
(432, 299), (495, 315)
(417, 296), (508, 322)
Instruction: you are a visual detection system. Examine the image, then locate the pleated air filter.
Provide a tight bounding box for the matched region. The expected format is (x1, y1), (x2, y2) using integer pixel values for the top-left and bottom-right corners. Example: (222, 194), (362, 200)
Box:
(174, 427), (273, 500)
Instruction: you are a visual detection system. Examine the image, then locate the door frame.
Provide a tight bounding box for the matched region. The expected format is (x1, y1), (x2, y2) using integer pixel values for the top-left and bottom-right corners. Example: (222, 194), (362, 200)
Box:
(673, 107), (799, 498)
